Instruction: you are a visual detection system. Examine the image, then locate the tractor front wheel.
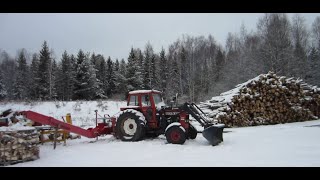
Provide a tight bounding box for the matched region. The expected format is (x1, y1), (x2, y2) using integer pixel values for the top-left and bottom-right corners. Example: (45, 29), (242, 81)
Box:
(116, 111), (146, 141)
(165, 126), (186, 144)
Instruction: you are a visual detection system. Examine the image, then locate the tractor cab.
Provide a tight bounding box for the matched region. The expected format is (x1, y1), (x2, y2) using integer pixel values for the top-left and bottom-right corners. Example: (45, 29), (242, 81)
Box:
(120, 90), (165, 129)
(124, 90), (165, 108)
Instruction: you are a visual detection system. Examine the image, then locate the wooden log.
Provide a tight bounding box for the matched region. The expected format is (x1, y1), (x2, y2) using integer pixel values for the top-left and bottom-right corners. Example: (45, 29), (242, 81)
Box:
(0, 130), (40, 166)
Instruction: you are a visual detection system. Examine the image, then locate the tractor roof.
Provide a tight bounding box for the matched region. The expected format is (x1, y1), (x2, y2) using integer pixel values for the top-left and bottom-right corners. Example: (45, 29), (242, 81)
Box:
(128, 90), (161, 95)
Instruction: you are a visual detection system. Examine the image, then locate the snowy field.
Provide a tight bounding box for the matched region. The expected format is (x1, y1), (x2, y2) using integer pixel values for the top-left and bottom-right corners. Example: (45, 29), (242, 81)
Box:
(1, 101), (320, 167)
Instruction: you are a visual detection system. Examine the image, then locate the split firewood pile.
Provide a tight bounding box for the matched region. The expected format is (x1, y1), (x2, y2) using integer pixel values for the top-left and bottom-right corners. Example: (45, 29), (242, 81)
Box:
(0, 128), (40, 166)
(200, 72), (320, 127)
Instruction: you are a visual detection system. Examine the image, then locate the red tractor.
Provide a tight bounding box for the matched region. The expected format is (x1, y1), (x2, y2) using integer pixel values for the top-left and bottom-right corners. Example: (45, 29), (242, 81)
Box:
(114, 90), (224, 145)
(4, 90), (224, 146)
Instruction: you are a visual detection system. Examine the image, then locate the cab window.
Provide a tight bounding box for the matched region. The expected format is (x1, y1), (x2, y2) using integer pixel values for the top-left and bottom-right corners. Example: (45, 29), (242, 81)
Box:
(128, 95), (139, 106)
(141, 94), (151, 106)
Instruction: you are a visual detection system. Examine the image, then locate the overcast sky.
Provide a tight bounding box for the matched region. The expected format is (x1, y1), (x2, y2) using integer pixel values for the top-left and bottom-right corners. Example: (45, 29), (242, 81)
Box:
(0, 13), (319, 61)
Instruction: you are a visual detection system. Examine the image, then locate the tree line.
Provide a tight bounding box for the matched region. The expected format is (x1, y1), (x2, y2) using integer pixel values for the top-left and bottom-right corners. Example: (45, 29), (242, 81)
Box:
(0, 13), (320, 103)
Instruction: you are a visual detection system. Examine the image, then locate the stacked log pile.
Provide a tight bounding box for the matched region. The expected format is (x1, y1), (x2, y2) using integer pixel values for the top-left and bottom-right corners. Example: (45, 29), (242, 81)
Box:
(200, 72), (320, 127)
(0, 129), (40, 166)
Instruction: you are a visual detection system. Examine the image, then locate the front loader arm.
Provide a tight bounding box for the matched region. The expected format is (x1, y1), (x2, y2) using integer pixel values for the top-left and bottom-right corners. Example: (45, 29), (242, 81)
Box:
(181, 103), (225, 146)
(181, 102), (213, 128)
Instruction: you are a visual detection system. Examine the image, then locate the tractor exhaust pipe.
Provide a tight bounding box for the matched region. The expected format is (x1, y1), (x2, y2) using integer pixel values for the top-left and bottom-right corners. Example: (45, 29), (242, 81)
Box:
(202, 124), (225, 146)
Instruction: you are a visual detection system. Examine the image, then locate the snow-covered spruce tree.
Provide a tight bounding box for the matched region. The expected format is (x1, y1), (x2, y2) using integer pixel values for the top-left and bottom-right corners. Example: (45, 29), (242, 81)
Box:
(54, 60), (64, 100)
(91, 54), (106, 98)
(37, 41), (52, 100)
(166, 55), (180, 103)
(143, 44), (153, 90)
(0, 69), (7, 100)
(90, 53), (100, 71)
(70, 54), (77, 99)
(98, 56), (107, 96)
(150, 53), (159, 89)
(73, 50), (90, 100)
(50, 59), (58, 100)
(58, 51), (75, 100)
(159, 48), (168, 93)
(136, 49), (144, 89)
(106, 57), (116, 97)
(114, 59), (127, 97)
(88, 58), (104, 99)
(126, 48), (143, 92)
(29, 53), (40, 100)
(114, 59), (120, 72)
(306, 47), (320, 86)
(137, 49), (144, 75)
(12, 50), (29, 100)
(73, 50), (104, 100)
(0, 52), (17, 100)
(306, 16), (320, 86)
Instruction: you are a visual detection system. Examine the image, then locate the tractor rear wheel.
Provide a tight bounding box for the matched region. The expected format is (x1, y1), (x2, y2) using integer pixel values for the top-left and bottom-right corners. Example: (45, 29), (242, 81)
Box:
(188, 124), (197, 139)
(116, 111), (146, 141)
(165, 126), (186, 144)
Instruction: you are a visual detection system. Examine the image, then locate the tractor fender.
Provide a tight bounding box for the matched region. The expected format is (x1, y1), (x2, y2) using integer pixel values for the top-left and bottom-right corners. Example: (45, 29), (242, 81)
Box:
(165, 122), (186, 132)
(116, 109), (147, 125)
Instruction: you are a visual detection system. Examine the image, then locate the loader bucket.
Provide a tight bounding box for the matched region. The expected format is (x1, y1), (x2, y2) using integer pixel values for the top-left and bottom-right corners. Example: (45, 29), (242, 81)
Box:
(202, 124), (225, 146)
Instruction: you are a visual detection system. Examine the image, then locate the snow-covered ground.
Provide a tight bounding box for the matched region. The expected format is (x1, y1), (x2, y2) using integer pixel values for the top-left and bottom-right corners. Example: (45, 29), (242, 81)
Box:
(1, 101), (320, 166)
